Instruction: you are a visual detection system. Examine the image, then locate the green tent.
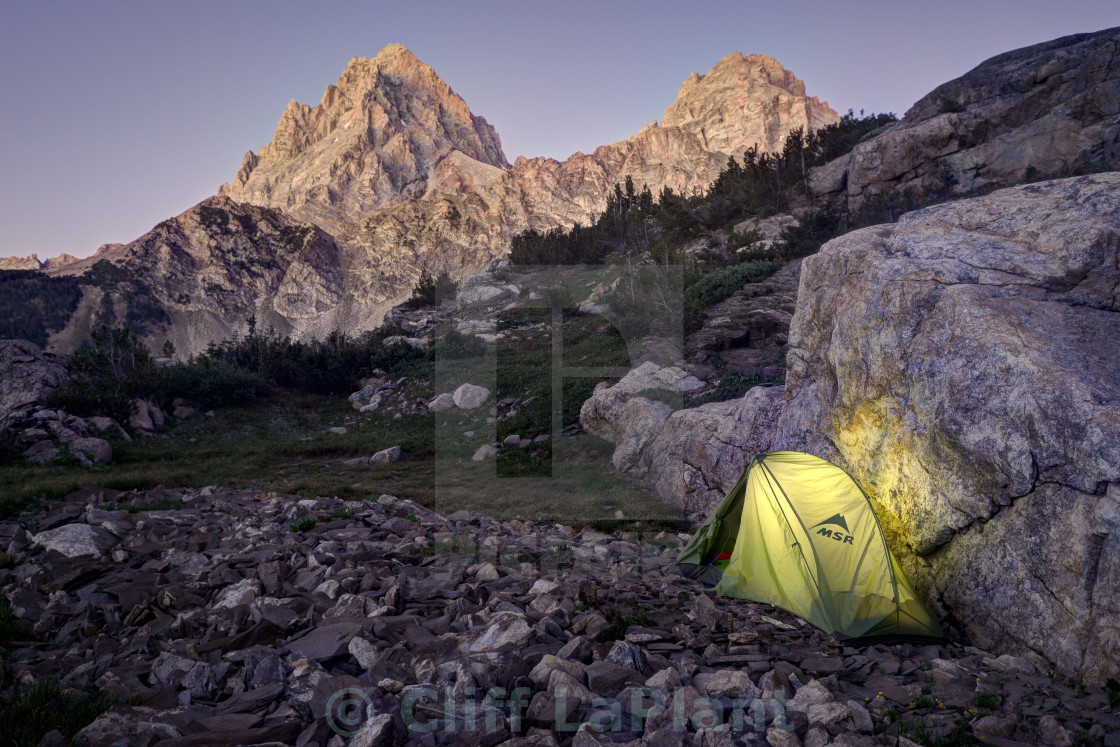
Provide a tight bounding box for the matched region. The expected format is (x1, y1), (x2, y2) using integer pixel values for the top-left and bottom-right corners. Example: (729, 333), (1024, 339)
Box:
(675, 451), (941, 639)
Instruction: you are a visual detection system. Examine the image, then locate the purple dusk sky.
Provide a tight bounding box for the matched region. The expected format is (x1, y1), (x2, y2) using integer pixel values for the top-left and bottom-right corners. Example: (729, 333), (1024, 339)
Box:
(1, 0), (1117, 259)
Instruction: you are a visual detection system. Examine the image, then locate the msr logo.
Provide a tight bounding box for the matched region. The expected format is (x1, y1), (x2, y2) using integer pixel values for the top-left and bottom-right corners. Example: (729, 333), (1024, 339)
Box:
(813, 514), (855, 545)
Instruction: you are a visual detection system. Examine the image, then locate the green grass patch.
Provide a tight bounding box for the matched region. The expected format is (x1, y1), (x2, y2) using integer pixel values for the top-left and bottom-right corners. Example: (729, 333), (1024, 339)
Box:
(0, 679), (116, 747)
(601, 606), (655, 642)
(289, 517), (317, 532)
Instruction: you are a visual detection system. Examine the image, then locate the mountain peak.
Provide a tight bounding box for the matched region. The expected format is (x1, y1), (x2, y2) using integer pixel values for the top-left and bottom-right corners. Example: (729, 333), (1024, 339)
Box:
(662, 52), (838, 155)
(221, 46), (507, 228)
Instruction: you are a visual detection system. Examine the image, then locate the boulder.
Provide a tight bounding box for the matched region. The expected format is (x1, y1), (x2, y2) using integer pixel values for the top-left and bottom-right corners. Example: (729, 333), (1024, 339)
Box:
(129, 399), (154, 431)
(428, 392), (455, 412)
(0, 339), (66, 423)
(810, 28), (1120, 207)
(768, 174), (1120, 683)
(368, 446), (401, 466)
(453, 383), (490, 410)
(622, 174), (1120, 683)
(579, 362), (705, 475)
(68, 437), (113, 467)
(471, 443), (498, 461)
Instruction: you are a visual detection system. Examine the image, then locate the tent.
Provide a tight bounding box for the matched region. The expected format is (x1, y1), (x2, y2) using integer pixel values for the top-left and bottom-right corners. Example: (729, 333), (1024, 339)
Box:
(675, 451), (941, 639)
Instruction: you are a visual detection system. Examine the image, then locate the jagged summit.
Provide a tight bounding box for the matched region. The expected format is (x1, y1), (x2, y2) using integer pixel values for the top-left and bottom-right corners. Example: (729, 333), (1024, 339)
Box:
(662, 52), (838, 155)
(220, 44), (508, 232)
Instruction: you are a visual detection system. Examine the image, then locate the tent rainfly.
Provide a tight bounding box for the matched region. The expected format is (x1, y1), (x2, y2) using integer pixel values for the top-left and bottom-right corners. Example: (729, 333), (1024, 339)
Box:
(675, 451), (941, 639)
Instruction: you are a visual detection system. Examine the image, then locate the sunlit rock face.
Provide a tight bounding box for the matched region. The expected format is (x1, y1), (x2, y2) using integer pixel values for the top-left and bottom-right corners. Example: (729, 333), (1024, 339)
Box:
(661, 51), (838, 155)
(810, 27), (1120, 206)
(78, 44), (833, 356)
(773, 174), (1120, 683)
(220, 44), (509, 234)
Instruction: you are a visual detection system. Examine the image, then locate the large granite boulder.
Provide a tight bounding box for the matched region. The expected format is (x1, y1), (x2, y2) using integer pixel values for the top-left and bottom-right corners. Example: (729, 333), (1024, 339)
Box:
(591, 174), (1120, 682)
(770, 173), (1120, 683)
(811, 27), (1120, 207)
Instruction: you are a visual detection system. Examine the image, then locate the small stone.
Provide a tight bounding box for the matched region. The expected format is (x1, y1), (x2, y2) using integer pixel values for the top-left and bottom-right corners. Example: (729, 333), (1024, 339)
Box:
(328, 427), (347, 435)
(349, 636), (380, 670)
(694, 669), (761, 700)
(766, 726), (801, 747)
(503, 434), (521, 446)
(368, 446), (401, 466)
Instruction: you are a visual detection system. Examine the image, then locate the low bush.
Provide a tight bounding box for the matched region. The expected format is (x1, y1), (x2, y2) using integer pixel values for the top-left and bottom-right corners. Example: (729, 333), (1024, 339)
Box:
(165, 360), (272, 408)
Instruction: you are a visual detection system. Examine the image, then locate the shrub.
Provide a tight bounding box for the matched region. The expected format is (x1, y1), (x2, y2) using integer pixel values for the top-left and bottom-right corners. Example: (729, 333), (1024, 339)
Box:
(48, 326), (165, 422)
(370, 341), (428, 376)
(165, 360), (272, 408)
(404, 269), (458, 309)
(684, 260), (782, 333)
(430, 329), (485, 360)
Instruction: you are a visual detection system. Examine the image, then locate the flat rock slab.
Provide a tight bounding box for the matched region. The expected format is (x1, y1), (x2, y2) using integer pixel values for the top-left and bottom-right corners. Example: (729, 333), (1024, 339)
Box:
(31, 523), (118, 558)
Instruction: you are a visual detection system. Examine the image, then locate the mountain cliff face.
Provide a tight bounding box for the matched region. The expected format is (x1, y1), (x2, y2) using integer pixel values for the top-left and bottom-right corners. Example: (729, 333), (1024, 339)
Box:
(662, 52), (837, 154)
(41, 45), (837, 354)
(220, 44), (508, 234)
(811, 27), (1120, 205)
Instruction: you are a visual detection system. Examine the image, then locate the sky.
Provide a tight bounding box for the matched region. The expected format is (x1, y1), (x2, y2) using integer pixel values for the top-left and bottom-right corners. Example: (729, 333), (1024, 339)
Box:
(1, 0), (1117, 259)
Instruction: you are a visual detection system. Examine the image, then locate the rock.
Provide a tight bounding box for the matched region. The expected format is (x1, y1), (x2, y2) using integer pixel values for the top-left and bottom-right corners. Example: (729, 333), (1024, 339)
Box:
(799, 656), (844, 674)
(350, 713), (395, 747)
(0, 340), (66, 424)
(453, 383), (490, 410)
(1038, 714), (1074, 746)
(129, 399), (154, 432)
(212, 578), (260, 609)
(287, 621), (365, 661)
(368, 446), (401, 466)
(68, 437), (112, 467)
(31, 523), (117, 558)
(584, 661), (644, 695)
(466, 612), (533, 654)
(686, 258), (803, 378)
(327, 427), (347, 435)
(766, 726), (801, 747)
(641, 384), (784, 516)
(348, 636), (380, 670)
(72, 706), (182, 746)
(503, 434), (521, 446)
(693, 669), (761, 700)
(428, 393), (455, 412)
(772, 174), (1120, 683)
(381, 335), (428, 350)
(811, 28), (1120, 207)
(472, 443), (498, 461)
(578, 361), (705, 475)
(23, 440), (59, 464)
(972, 715), (1016, 739)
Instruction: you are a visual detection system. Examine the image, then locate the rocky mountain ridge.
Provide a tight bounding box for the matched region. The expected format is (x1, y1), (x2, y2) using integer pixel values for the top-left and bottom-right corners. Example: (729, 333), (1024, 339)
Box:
(810, 27), (1120, 206)
(32, 44), (836, 356)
